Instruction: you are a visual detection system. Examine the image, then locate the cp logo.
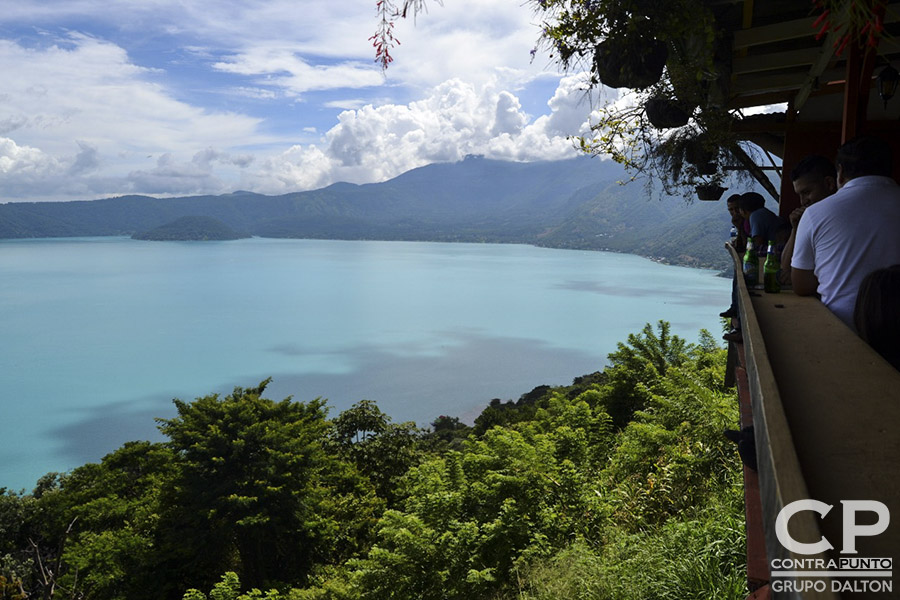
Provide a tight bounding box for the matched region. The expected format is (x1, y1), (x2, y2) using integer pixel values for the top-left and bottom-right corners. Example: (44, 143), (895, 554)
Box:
(775, 500), (890, 555)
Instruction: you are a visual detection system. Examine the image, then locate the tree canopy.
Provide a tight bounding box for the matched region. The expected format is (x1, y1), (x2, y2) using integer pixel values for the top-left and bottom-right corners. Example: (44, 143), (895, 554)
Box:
(1, 322), (747, 600)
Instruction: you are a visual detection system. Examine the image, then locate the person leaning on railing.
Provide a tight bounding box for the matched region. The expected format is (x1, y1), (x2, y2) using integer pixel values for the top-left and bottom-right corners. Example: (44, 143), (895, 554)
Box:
(779, 155), (837, 286)
(720, 193), (749, 322)
(739, 192), (790, 256)
(791, 135), (900, 330)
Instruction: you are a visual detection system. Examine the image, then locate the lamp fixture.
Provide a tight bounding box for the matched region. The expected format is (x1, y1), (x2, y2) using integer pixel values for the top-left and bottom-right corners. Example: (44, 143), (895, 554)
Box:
(877, 64), (900, 109)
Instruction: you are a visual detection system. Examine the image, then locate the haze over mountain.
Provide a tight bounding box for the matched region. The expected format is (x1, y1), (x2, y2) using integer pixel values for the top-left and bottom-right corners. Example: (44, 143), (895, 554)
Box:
(0, 156), (737, 270)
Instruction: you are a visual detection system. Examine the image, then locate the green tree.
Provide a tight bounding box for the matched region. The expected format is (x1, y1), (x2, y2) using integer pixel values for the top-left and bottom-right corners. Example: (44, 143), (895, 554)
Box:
(0, 444), (179, 600)
(328, 401), (423, 505)
(601, 320), (690, 428)
(154, 380), (365, 595)
(54, 441), (177, 600)
(602, 333), (739, 531)
(425, 415), (470, 451)
(0, 488), (37, 600)
(608, 320), (689, 376)
(4, 324), (744, 600)
(182, 572), (290, 600)
(348, 389), (614, 599)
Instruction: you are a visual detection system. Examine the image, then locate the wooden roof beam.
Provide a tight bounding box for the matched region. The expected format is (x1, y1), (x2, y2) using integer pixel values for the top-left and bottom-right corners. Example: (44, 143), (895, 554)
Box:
(732, 66), (845, 95)
(732, 47), (822, 75)
(733, 16), (817, 49)
(734, 2), (900, 50)
(791, 29), (840, 111)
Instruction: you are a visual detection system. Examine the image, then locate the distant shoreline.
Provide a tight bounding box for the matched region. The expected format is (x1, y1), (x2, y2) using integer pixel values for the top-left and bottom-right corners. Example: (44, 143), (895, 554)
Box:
(2, 232), (729, 275)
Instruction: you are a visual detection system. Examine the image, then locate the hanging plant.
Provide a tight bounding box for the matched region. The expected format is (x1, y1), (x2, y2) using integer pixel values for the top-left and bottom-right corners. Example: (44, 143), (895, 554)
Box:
(530, 0), (762, 198)
(645, 96), (695, 129)
(683, 135), (717, 168)
(594, 34), (668, 89)
(696, 183), (727, 201)
(811, 0), (887, 55)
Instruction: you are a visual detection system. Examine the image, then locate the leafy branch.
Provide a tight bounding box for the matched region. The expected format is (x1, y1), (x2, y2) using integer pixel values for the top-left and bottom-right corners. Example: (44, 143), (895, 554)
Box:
(529, 0), (766, 197)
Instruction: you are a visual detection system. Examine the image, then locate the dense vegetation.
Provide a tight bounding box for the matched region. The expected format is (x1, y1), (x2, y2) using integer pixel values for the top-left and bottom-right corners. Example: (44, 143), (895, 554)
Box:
(0, 157), (740, 270)
(0, 322), (746, 600)
(132, 216), (249, 241)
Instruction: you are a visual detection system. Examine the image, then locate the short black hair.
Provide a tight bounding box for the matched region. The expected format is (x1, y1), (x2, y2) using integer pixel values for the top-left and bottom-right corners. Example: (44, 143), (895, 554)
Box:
(790, 154), (836, 182)
(738, 191), (765, 212)
(725, 193), (742, 205)
(836, 136), (893, 179)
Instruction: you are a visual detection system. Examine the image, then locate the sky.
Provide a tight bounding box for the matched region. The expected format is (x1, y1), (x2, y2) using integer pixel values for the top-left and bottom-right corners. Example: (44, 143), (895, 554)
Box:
(0, 0), (623, 203)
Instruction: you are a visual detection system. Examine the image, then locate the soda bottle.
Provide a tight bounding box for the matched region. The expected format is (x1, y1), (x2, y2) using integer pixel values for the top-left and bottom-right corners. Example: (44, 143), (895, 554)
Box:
(729, 224), (737, 243)
(764, 241), (780, 293)
(743, 238), (758, 286)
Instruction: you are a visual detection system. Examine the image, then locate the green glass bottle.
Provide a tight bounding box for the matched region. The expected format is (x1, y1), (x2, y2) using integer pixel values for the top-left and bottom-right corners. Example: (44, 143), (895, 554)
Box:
(743, 238), (758, 286)
(764, 240), (780, 293)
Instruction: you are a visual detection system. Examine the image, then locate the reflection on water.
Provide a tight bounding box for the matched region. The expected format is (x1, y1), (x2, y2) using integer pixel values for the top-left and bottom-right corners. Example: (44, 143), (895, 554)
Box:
(0, 237), (729, 491)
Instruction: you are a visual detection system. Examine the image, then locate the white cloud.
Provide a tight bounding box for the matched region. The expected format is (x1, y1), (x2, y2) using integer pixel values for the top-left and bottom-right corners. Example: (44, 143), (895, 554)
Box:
(0, 137), (61, 175)
(0, 1), (604, 201)
(242, 77), (590, 195)
(544, 74), (602, 136)
(212, 48), (383, 95)
(2, 65), (598, 200)
(125, 153), (225, 195)
(0, 136), (96, 198)
(0, 33), (273, 199)
(324, 99), (373, 111)
(491, 91), (527, 136)
(0, 34), (265, 153)
(742, 102), (789, 116)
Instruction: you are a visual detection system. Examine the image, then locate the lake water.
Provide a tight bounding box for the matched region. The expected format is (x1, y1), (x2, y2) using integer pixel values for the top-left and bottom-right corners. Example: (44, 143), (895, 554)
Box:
(0, 237), (729, 491)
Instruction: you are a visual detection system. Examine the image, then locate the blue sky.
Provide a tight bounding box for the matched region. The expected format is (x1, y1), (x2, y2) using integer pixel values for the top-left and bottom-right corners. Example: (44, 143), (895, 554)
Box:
(0, 0), (614, 202)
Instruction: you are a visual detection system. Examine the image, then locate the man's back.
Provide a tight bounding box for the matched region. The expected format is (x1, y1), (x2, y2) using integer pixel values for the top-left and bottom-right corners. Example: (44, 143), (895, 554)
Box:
(792, 175), (900, 327)
(749, 206), (787, 248)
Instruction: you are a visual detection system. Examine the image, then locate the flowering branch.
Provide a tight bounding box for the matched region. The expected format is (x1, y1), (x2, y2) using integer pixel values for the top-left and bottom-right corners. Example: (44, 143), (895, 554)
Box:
(811, 0), (888, 56)
(371, 0), (440, 70)
(371, 0), (400, 71)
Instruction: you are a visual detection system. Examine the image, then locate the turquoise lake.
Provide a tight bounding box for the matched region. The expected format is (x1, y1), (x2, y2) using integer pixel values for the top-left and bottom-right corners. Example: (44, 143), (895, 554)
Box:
(0, 237), (730, 491)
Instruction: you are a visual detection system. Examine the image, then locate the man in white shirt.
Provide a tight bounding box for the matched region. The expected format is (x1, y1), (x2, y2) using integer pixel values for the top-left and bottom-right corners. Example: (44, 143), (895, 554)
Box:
(792, 136), (900, 329)
(779, 155), (837, 282)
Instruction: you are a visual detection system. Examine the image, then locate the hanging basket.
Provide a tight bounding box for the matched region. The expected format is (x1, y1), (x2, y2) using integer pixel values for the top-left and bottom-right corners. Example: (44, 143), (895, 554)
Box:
(594, 36), (668, 90)
(683, 137), (715, 166)
(645, 97), (694, 129)
(696, 184), (727, 201)
(696, 161), (718, 176)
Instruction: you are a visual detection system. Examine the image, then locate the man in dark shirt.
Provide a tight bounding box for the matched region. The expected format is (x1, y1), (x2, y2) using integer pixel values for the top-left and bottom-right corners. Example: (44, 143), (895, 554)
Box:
(739, 192), (789, 252)
(720, 194), (747, 320)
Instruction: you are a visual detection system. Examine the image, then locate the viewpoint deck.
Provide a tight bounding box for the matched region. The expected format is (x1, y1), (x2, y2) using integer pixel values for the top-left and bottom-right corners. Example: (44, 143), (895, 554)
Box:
(729, 246), (900, 599)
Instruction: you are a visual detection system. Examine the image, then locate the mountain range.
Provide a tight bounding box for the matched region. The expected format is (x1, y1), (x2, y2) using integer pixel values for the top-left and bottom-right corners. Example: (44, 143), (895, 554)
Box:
(0, 156), (739, 270)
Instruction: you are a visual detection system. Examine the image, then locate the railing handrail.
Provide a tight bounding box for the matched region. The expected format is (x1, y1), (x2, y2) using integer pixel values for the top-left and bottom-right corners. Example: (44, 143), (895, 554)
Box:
(729, 244), (842, 600)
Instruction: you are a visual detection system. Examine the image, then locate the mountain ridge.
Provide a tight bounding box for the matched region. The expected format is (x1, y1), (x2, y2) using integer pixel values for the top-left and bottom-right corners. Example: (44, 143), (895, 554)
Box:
(0, 156), (737, 270)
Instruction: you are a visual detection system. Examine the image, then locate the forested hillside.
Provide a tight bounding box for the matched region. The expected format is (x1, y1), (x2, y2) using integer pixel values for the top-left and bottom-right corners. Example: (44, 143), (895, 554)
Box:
(0, 157), (748, 270)
(0, 322), (747, 600)
(132, 216), (250, 241)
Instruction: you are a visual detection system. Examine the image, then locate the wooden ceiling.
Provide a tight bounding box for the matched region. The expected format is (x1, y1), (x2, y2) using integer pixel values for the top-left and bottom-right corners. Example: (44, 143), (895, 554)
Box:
(714, 0), (900, 118)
